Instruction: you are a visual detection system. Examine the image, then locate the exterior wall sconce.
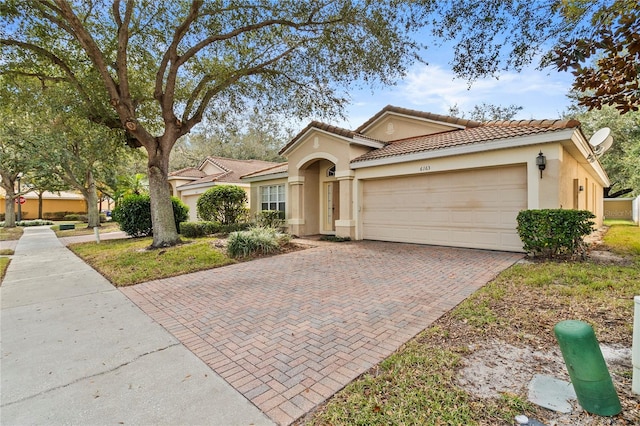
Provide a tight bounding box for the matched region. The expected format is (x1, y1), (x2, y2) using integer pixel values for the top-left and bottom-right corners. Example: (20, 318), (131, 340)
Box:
(579, 185), (584, 192)
(536, 151), (546, 178)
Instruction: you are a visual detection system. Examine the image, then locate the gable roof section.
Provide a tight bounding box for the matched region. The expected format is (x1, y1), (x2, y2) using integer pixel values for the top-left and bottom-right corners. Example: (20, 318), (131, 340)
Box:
(355, 105), (482, 134)
(279, 105), (486, 156)
(241, 163), (289, 182)
(351, 119), (581, 164)
(177, 156), (281, 188)
(168, 167), (207, 178)
(279, 121), (356, 155)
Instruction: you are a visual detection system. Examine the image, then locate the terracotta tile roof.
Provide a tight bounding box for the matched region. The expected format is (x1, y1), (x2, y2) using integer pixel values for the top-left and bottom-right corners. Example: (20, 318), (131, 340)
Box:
(168, 167), (207, 178)
(354, 105), (482, 133)
(352, 119), (580, 163)
(279, 121), (356, 155)
(178, 173), (229, 187)
(241, 162), (289, 179)
(482, 118), (581, 128)
(178, 156), (281, 187)
(204, 157), (281, 183)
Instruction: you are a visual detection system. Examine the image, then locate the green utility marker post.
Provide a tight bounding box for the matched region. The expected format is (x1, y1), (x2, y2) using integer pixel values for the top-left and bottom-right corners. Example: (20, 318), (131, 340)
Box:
(554, 320), (621, 416)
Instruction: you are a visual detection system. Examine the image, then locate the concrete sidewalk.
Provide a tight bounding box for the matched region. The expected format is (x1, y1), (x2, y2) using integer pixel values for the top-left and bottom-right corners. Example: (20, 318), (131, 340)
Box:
(1, 226), (273, 426)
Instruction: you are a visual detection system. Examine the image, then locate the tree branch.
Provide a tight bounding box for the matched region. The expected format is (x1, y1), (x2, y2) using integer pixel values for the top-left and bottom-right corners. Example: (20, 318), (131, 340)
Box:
(177, 16), (340, 67)
(52, 0), (155, 147)
(155, 0), (203, 111)
(115, 0), (134, 110)
(0, 39), (93, 105)
(185, 45), (299, 130)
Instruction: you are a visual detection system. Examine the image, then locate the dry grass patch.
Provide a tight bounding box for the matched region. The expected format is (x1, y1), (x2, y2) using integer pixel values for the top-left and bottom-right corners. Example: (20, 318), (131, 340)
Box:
(69, 237), (235, 286)
(0, 227), (23, 241)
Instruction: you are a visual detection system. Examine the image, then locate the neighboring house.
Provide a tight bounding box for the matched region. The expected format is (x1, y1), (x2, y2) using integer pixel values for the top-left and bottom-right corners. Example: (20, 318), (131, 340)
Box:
(0, 190), (87, 220)
(241, 105), (610, 252)
(169, 156), (281, 221)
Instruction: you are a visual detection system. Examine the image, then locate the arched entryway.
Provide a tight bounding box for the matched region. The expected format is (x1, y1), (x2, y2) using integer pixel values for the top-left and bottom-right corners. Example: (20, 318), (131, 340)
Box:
(292, 158), (339, 236)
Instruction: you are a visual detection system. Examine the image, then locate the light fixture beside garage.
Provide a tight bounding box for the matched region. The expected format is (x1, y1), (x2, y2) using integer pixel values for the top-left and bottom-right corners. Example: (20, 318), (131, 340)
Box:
(536, 151), (546, 178)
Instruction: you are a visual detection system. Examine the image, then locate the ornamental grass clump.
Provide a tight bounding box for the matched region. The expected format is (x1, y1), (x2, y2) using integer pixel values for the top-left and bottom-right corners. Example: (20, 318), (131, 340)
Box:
(226, 227), (291, 258)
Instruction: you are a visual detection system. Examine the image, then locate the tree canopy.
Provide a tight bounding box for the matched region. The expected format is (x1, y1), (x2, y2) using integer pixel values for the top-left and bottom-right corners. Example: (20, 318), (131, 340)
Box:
(430, 0), (639, 113)
(567, 104), (640, 197)
(0, 0), (433, 247)
(448, 103), (524, 122)
(170, 111), (289, 170)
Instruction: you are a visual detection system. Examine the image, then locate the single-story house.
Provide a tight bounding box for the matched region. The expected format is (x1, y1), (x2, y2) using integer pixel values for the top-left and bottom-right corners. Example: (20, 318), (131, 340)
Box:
(241, 105), (610, 252)
(0, 190), (87, 220)
(169, 156), (281, 221)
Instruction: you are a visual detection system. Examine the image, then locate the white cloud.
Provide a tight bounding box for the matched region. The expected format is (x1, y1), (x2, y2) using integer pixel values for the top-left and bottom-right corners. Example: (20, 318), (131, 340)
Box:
(398, 63), (573, 119)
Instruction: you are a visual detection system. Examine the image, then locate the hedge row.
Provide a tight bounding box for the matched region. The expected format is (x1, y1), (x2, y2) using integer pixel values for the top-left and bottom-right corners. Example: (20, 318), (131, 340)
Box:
(179, 221), (251, 238)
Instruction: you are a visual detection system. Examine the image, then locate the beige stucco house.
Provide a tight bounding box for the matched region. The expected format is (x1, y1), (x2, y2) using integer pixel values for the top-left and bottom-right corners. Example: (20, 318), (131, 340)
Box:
(169, 156), (281, 221)
(242, 105), (610, 252)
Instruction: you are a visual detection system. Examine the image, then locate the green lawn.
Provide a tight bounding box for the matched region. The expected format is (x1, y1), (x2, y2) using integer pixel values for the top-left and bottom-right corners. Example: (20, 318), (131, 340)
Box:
(306, 223), (640, 425)
(68, 236), (235, 286)
(52, 220), (120, 237)
(603, 220), (640, 256)
(0, 256), (10, 282)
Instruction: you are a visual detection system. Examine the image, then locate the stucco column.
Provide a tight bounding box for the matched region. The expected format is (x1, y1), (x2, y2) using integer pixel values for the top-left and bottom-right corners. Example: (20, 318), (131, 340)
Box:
(335, 171), (355, 239)
(288, 175), (305, 236)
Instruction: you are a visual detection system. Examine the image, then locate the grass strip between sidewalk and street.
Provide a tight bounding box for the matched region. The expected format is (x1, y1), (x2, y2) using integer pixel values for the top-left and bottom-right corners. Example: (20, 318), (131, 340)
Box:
(68, 237), (235, 286)
(0, 256), (10, 282)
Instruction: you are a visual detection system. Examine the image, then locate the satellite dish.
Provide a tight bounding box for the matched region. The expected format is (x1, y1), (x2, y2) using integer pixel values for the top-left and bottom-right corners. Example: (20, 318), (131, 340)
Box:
(595, 135), (614, 157)
(589, 127), (610, 148)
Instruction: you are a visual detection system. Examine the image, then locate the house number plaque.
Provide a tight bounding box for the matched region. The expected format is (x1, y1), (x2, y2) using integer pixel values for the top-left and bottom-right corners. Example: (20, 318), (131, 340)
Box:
(419, 165), (431, 172)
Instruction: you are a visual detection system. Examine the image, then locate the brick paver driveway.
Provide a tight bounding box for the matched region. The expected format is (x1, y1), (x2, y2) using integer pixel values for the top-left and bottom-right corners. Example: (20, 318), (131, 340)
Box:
(122, 241), (522, 425)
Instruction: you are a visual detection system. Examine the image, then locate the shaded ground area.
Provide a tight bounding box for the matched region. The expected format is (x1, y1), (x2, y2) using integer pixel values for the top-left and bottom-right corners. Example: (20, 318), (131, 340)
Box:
(122, 241), (522, 425)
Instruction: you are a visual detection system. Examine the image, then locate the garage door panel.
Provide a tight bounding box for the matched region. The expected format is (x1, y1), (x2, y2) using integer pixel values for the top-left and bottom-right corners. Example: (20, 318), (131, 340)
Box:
(362, 165), (527, 252)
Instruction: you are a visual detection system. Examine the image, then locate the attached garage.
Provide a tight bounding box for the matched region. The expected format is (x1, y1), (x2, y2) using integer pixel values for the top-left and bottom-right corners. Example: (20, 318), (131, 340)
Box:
(361, 165), (528, 251)
(263, 105), (609, 252)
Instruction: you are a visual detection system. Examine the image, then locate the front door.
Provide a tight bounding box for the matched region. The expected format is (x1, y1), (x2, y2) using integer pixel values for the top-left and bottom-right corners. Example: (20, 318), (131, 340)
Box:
(323, 181), (340, 233)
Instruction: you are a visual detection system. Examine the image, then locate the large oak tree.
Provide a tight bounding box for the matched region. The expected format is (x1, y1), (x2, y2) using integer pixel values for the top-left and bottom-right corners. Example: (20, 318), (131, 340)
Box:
(1, 0), (432, 247)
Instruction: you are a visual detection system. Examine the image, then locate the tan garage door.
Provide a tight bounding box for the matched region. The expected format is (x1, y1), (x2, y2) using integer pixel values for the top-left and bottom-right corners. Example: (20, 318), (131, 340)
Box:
(362, 165), (527, 252)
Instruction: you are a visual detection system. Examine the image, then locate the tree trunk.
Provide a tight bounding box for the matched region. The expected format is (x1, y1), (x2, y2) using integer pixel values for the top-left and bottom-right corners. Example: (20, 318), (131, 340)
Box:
(38, 192), (43, 219)
(86, 170), (100, 228)
(4, 195), (16, 228)
(147, 142), (179, 248)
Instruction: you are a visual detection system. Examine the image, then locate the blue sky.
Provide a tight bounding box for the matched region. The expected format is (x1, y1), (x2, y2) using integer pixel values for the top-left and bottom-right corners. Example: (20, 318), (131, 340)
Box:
(338, 52), (576, 129)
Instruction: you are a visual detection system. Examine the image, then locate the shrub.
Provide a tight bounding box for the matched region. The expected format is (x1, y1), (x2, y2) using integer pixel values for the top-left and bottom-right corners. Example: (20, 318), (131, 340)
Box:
(320, 235), (352, 242)
(516, 209), (595, 259)
(172, 197), (190, 231)
(180, 221), (252, 238)
(180, 221), (219, 238)
(63, 214), (89, 222)
(112, 195), (189, 237)
(256, 210), (285, 229)
(218, 222), (252, 234)
(227, 227), (291, 258)
(0, 219), (55, 227)
(44, 212), (68, 220)
(197, 185), (248, 225)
